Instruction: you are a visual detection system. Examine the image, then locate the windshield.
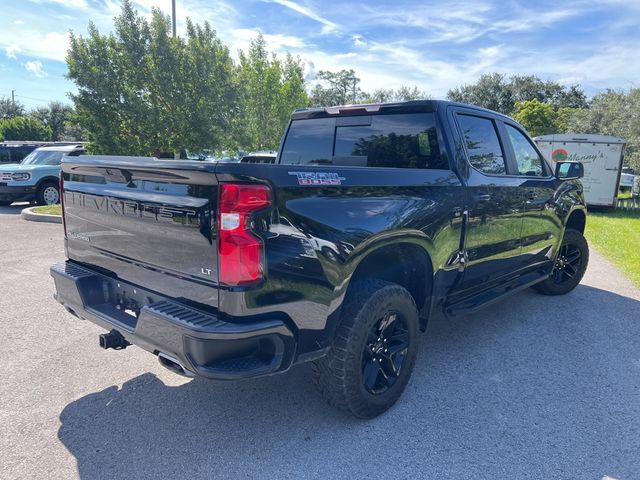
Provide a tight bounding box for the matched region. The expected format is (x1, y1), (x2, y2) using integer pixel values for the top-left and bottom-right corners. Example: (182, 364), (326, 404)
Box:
(20, 150), (66, 166)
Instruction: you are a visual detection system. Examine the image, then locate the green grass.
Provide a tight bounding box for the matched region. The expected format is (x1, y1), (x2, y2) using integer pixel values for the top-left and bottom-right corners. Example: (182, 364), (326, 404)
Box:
(617, 190), (633, 200)
(585, 209), (640, 287)
(31, 204), (62, 216)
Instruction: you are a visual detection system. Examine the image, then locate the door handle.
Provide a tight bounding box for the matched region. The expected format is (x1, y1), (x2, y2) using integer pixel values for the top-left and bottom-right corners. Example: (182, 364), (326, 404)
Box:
(474, 193), (491, 203)
(526, 191), (536, 201)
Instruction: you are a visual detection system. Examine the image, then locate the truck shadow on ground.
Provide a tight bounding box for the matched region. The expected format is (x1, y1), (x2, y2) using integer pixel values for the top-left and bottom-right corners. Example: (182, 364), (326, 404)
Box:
(58, 284), (640, 479)
(0, 203), (28, 215)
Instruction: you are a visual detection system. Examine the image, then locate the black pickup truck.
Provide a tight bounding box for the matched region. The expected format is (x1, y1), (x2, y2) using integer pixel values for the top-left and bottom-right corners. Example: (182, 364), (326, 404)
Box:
(51, 100), (588, 418)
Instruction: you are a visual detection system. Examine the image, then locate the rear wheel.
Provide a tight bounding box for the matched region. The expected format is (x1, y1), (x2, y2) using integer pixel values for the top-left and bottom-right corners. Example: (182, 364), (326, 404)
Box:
(534, 228), (589, 295)
(36, 181), (60, 205)
(312, 280), (419, 418)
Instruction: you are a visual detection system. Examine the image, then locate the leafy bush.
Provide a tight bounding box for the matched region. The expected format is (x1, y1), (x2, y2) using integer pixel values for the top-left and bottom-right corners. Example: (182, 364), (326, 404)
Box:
(0, 116), (52, 141)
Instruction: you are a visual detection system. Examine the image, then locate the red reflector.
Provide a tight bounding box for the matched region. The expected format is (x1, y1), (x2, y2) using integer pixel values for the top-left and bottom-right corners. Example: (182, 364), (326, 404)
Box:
(218, 183), (271, 286)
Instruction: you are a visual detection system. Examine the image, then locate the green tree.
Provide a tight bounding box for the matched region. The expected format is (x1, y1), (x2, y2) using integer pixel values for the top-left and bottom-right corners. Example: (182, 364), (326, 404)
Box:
(66, 0), (236, 156)
(0, 97), (26, 119)
(29, 101), (74, 141)
(235, 34), (308, 150)
(394, 85), (429, 102)
(0, 116), (52, 141)
(359, 85), (429, 103)
(447, 73), (587, 115)
(310, 69), (360, 106)
(447, 73), (513, 114)
(566, 88), (640, 171)
(513, 99), (558, 137)
(67, 1), (152, 155)
(509, 75), (587, 110)
(555, 107), (579, 133)
(182, 19), (237, 154)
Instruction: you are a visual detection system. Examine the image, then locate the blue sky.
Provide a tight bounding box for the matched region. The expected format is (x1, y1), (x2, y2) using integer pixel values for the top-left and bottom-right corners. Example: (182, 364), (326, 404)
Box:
(1, 0), (639, 109)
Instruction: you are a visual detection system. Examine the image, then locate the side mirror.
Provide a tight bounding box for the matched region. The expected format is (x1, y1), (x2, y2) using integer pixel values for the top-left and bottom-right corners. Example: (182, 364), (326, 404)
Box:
(555, 161), (584, 180)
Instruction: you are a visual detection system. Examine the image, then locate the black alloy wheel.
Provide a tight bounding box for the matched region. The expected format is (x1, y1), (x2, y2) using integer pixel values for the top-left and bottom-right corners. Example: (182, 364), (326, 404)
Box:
(551, 242), (583, 285)
(362, 310), (410, 395)
(533, 228), (589, 296)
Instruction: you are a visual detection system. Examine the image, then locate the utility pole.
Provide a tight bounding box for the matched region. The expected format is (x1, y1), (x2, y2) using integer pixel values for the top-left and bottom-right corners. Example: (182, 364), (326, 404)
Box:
(11, 90), (15, 108)
(171, 0), (176, 37)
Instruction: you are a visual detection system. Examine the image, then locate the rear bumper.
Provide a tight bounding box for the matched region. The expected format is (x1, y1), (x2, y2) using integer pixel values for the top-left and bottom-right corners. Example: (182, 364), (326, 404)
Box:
(50, 261), (296, 380)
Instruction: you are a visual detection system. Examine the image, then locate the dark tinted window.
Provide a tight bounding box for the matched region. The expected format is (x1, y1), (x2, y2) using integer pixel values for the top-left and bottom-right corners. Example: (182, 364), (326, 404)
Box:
(281, 113), (446, 169)
(0, 149), (11, 163)
(66, 149), (85, 157)
(280, 118), (334, 165)
(505, 125), (545, 176)
(334, 113), (446, 169)
(12, 147), (35, 162)
(457, 114), (506, 175)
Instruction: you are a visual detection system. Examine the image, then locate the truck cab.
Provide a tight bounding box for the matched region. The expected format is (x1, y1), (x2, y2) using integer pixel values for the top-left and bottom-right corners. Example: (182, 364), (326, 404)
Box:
(51, 101), (587, 418)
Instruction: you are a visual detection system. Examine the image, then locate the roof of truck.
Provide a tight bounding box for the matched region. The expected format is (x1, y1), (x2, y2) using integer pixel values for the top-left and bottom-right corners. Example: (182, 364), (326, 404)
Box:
(291, 100), (513, 121)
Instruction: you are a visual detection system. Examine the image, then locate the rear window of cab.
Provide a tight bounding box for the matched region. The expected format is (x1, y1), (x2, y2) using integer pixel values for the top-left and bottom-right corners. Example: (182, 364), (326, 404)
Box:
(280, 113), (447, 170)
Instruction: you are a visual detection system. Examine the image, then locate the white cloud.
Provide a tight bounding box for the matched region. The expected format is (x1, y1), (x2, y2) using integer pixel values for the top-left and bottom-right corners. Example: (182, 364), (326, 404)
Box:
(269, 0), (339, 32)
(232, 28), (307, 52)
(27, 0), (90, 10)
(13, 20), (24, 25)
(5, 44), (21, 59)
(0, 30), (69, 62)
(352, 35), (365, 47)
(24, 60), (47, 78)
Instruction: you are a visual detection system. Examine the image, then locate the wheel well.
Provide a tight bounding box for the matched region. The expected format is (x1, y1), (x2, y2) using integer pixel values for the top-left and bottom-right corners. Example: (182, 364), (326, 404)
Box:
(347, 243), (433, 327)
(36, 177), (59, 189)
(566, 209), (586, 234)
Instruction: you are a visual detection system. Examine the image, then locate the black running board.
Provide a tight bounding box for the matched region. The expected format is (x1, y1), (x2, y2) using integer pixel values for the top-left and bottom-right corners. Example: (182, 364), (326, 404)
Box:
(445, 271), (548, 317)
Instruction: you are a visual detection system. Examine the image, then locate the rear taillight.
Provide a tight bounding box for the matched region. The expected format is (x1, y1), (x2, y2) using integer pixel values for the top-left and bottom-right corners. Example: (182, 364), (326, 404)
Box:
(218, 183), (272, 286)
(59, 172), (67, 237)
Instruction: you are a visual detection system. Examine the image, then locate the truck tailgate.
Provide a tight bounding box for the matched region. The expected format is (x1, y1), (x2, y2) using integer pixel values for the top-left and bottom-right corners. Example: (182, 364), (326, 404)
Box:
(61, 156), (219, 309)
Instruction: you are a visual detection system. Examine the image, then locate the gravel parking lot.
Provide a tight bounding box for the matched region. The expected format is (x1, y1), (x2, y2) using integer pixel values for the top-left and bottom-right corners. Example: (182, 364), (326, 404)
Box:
(1, 203), (640, 479)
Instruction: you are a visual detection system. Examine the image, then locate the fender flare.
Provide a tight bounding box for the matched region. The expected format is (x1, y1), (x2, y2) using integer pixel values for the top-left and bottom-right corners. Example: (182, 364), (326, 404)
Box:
(561, 205), (587, 235)
(327, 231), (438, 334)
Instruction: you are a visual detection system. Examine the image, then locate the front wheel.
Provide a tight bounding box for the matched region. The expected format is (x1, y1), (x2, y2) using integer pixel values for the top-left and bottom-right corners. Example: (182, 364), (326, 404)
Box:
(534, 228), (589, 295)
(312, 280), (419, 418)
(36, 181), (60, 206)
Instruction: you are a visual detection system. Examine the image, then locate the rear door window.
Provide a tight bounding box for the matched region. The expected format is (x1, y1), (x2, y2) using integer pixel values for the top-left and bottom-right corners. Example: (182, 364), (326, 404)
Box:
(334, 113), (446, 169)
(280, 113), (446, 169)
(456, 114), (507, 175)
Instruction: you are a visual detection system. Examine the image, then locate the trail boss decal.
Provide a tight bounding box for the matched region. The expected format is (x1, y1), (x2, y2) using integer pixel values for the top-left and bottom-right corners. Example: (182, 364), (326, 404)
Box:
(288, 171), (346, 186)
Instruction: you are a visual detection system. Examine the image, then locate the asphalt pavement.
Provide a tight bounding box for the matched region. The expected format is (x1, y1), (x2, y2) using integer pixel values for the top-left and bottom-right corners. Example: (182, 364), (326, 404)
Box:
(1, 203), (639, 479)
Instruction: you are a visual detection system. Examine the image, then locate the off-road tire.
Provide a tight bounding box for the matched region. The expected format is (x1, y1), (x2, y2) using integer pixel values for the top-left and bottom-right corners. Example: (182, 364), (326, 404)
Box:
(312, 279), (419, 418)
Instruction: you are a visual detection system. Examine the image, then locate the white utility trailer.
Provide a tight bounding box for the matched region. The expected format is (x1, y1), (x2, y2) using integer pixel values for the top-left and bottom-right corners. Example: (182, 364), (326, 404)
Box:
(534, 134), (626, 208)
